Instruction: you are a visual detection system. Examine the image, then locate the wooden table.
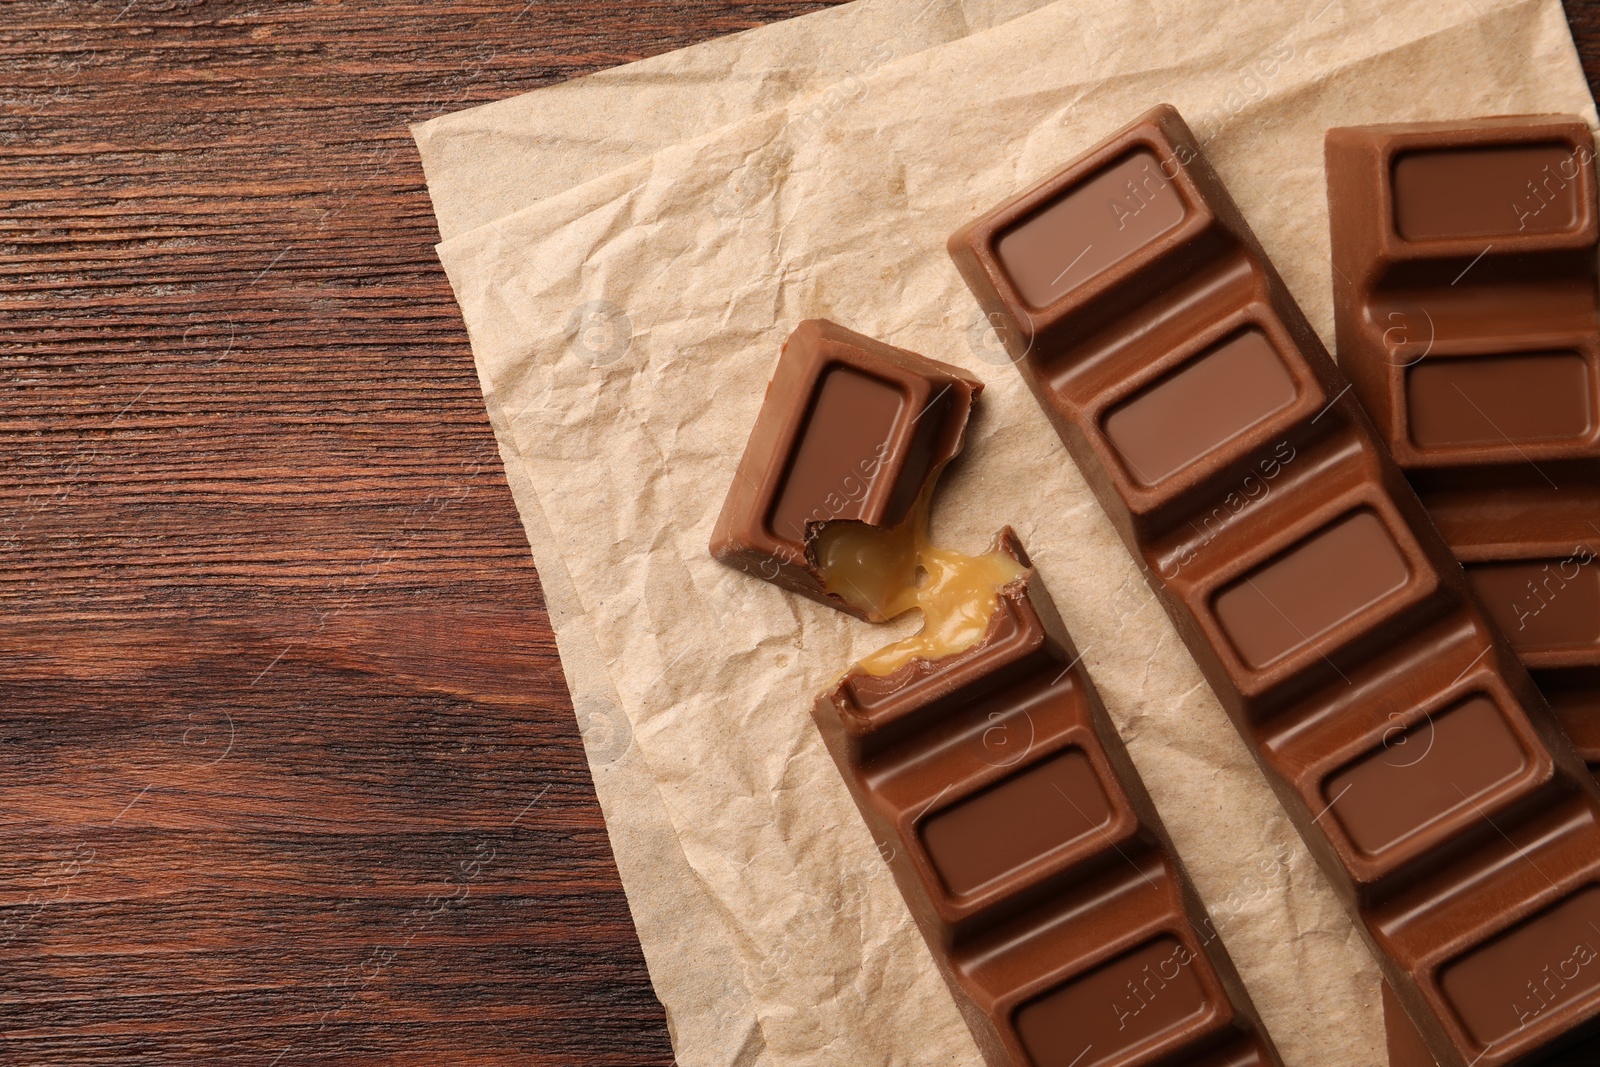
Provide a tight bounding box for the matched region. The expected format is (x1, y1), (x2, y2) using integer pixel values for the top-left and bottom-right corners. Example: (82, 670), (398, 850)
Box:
(2, 2), (1598, 1064)
(0, 3), (840, 1063)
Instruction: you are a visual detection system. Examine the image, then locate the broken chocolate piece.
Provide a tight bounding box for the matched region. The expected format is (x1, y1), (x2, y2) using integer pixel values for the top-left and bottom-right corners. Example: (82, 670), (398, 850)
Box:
(814, 529), (1281, 1067)
(709, 318), (981, 620)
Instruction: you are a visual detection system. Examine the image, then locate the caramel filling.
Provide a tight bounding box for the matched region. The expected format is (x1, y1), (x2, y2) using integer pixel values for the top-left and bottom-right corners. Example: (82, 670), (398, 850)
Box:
(812, 505), (1026, 677)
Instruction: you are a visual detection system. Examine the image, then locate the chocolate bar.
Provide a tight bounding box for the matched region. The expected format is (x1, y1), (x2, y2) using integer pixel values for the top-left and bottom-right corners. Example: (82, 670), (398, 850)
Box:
(814, 529), (1280, 1067)
(1324, 117), (1600, 768)
(709, 318), (982, 620)
(712, 319), (1278, 1064)
(1386, 979), (1442, 1067)
(949, 104), (1600, 1067)
(1385, 979), (1600, 1066)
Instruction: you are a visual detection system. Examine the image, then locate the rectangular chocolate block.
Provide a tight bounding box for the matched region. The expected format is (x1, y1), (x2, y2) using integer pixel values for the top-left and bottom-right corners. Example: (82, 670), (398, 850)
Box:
(949, 104), (1600, 1067)
(1385, 978), (1600, 1066)
(814, 530), (1279, 1067)
(709, 318), (981, 619)
(1405, 353), (1593, 449)
(1325, 117), (1600, 767)
(1441, 884), (1600, 1047)
(1210, 507), (1413, 670)
(919, 746), (1113, 897)
(1323, 694), (1531, 857)
(1102, 327), (1299, 487)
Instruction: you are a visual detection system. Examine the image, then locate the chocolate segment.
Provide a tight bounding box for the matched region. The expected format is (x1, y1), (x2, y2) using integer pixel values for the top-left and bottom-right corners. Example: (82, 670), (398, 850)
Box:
(1440, 886), (1600, 1046)
(709, 318), (981, 619)
(1211, 509), (1411, 670)
(921, 747), (1112, 897)
(1103, 328), (1298, 486)
(995, 149), (1187, 308)
(1390, 144), (1583, 239)
(1325, 116), (1600, 769)
(1385, 978), (1600, 1065)
(1405, 353), (1594, 449)
(813, 531), (1280, 1067)
(1326, 695), (1529, 857)
(1469, 562), (1600, 657)
(1013, 934), (1209, 1067)
(949, 104), (1600, 1067)
(771, 365), (906, 542)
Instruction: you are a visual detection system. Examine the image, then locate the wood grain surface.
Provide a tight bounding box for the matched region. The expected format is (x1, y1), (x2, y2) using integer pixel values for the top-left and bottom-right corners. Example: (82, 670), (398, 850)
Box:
(0, 2), (841, 1064)
(3, 2), (1599, 1065)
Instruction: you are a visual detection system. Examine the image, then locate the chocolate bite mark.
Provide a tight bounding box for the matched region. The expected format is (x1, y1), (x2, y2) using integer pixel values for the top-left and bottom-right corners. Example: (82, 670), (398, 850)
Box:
(995, 149), (1186, 309)
(1327, 696), (1529, 856)
(1103, 328), (1298, 486)
(709, 319), (981, 620)
(921, 747), (1112, 897)
(1393, 144), (1581, 240)
(1213, 510), (1410, 670)
(812, 509), (1028, 677)
(1406, 353), (1594, 449)
(1440, 885), (1600, 1046)
(1469, 561), (1600, 655)
(1014, 936), (1210, 1067)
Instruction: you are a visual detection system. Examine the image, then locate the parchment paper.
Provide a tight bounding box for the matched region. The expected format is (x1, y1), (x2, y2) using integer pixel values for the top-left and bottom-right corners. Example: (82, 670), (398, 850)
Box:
(413, 0), (1055, 241)
(419, 0), (1597, 1064)
(416, 3), (1058, 1064)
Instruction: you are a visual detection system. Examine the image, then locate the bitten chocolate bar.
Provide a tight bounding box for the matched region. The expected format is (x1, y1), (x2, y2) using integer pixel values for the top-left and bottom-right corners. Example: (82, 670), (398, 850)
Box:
(949, 104), (1600, 1067)
(1325, 117), (1600, 767)
(709, 318), (981, 620)
(814, 529), (1279, 1067)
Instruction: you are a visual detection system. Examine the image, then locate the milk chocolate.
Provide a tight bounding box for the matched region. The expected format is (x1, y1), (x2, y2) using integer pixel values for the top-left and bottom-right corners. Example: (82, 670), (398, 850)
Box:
(709, 318), (982, 620)
(814, 530), (1280, 1067)
(1385, 979), (1600, 1065)
(1325, 117), (1600, 771)
(949, 104), (1600, 1067)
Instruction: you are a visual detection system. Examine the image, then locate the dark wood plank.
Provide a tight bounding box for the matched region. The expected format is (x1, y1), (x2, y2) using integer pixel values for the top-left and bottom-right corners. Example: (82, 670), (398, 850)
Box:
(0, 2), (843, 1063)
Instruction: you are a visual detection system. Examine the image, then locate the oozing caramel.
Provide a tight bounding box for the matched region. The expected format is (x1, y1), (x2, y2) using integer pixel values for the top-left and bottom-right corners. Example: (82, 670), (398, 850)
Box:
(812, 500), (1026, 677)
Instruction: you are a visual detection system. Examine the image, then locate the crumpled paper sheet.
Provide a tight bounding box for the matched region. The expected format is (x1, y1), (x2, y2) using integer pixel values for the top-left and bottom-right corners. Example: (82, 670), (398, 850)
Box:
(413, 0), (1053, 241)
(414, 2), (1057, 1064)
(419, 0), (1597, 1064)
